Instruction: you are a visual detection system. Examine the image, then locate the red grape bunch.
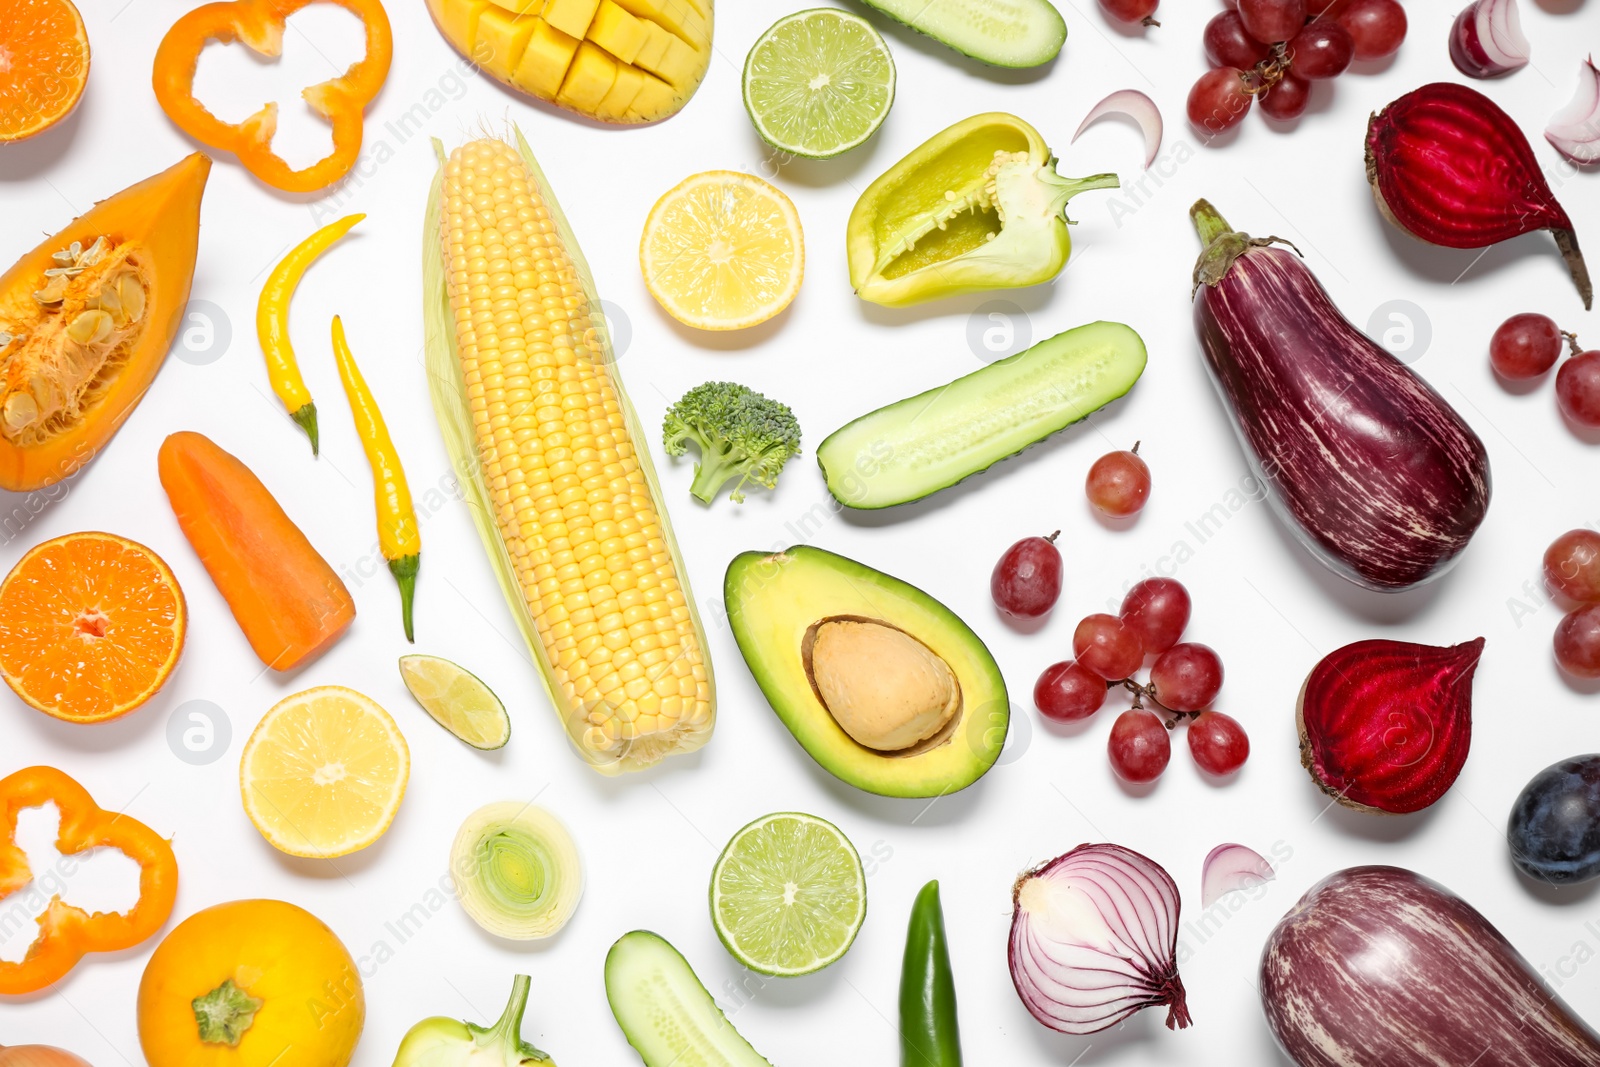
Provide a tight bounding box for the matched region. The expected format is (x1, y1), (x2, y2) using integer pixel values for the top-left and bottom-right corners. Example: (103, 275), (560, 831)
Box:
(1190, 0), (1407, 135)
(1489, 314), (1600, 435)
(1030, 577), (1250, 785)
(1545, 530), (1600, 678)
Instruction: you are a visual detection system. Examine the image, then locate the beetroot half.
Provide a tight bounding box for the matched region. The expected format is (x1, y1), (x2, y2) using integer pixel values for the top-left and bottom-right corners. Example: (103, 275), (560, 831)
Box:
(1297, 637), (1484, 814)
(1366, 82), (1592, 309)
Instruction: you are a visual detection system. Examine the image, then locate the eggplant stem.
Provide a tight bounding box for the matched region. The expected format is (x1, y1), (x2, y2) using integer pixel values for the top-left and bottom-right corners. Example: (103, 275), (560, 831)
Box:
(1190, 201), (1303, 294)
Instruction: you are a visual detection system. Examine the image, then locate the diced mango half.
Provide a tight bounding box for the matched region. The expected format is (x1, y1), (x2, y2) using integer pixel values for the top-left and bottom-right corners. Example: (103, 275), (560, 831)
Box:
(424, 0), (711, 123)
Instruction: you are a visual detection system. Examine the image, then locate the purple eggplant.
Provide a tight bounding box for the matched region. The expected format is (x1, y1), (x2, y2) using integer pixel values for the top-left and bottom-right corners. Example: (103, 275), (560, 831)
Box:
(1190, 200), (1491, 592)
(1261, 866), (1600, 1067)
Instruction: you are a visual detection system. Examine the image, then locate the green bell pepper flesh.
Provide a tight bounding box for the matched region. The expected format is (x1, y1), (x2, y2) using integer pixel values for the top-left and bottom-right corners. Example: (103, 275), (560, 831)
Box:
(900, 880), (962, 1066)
(848, 113), (1119, 308)
(390, 974), (554, 1066)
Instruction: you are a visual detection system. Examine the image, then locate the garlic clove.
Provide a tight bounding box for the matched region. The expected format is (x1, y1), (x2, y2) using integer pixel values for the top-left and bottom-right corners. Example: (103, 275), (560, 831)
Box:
(1547, 57), (1600, 166)
(1201, 843), (1275, 908)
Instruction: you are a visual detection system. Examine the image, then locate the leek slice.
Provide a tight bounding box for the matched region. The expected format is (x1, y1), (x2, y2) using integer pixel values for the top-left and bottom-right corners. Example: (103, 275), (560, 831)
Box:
(451, 801), (583, 940)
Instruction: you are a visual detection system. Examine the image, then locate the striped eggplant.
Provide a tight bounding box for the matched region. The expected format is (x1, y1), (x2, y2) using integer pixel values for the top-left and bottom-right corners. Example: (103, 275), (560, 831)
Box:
(1190, 200), (1491, 592)
(1261, 866), (1600, 1067)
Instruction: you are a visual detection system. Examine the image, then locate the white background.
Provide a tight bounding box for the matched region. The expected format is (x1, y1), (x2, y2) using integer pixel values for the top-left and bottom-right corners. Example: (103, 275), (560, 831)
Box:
(3, 0), (1600, 1062)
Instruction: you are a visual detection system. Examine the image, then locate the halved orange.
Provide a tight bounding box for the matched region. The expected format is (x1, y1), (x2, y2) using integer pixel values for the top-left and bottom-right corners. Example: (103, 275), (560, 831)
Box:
(0, 532), (186, 722)
(0, 0), (90, 143)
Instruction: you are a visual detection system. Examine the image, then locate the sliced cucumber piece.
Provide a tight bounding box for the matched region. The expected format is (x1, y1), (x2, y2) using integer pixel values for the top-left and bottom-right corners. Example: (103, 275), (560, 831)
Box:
(606, 930), (774, 1066)
(855, 0), (1066, 68)
(817, 320), (1146, 509)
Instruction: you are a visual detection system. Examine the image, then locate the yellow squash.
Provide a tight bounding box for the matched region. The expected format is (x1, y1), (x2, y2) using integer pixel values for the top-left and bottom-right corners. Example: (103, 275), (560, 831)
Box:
(137, 899), (363, 1067)
(0, 154), (210, 490)
(423, 0), (712, 123)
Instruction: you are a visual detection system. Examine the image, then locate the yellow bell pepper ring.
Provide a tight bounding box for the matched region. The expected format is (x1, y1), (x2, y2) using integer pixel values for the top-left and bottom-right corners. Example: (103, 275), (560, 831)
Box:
(846, 113), (1121, 308)
(152, 0), (393, 193)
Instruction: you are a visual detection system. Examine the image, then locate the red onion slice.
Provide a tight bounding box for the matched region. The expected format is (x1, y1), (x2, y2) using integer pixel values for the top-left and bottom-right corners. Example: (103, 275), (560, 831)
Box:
(1200, 843), (1275, 908)
(1073, 90), (1163, 169)
(1449, 0), (1529, 78)
(1008, 842), (1191, 1035)
(1548, 57), (1600, 165)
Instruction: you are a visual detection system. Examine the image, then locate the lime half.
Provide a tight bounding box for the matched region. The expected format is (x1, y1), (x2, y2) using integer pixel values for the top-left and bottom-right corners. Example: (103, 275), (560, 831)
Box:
(398, 654), (511, 750)
(709, 811), (866, 976)
(743, 9), (896, 160)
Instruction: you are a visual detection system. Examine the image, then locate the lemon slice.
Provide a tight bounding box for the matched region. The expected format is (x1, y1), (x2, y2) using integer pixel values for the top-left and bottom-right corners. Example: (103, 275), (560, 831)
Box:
(709, 811), (866, 976)
(398, 654), (511, 750)
(640, 171), (804, 331)
(240, 686), (410, 859)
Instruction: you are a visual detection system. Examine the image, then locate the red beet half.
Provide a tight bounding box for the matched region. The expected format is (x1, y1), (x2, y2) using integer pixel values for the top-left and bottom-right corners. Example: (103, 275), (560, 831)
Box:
(1190, 201), (1491, 592)
(1261, 866), (1600, 1067)
(1297, 637), (1484, 815)
(1367, 82), (1592, 309)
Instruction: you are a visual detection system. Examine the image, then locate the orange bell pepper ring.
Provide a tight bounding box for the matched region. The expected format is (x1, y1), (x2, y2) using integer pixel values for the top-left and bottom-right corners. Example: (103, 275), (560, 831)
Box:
(152, 0), (392, 193)
(0, 766), (178, 995)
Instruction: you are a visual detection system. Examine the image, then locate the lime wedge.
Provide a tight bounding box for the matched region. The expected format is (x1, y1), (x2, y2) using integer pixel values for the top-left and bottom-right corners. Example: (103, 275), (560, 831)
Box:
(398, 654), (511, 750)
(743, 8), (896, 160)
(709, 811), (866, 976)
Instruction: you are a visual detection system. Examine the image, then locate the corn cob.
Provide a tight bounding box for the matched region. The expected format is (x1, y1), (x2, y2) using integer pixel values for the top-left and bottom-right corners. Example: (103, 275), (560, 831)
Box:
(427, 134), (713, 772)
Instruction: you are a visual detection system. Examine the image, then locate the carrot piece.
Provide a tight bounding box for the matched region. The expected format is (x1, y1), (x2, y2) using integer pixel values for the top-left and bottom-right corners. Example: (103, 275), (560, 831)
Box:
(158, 431), (354, 670)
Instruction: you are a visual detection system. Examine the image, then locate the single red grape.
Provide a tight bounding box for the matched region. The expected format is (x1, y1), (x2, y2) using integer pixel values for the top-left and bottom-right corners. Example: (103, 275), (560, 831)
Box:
(1151, 643), (1224, 711)
(1288, 21), (1353, 77)
(1336, 0), (1405, 59)
(1238, 0), (1308, 43)
(1204, 11), (1270, 68)
(1073, 614), (1144, 681)
(1490, 313), (1563, 380)
(1086, 445), (1151, 517)
(992, 532), (1063, 618)
(1119, 578), (1191, 653)
(1555, 605), (1600, 678)
(1187, 710), (1250, 775)
(1097, 0), (1159, 23)
(1035, 661), (1107, 723)
(1545, 529), (1600, 604)
(1259, 72), (1311, 119)
(1109, 708), (1170, 783)
(1556, 348), (1600, 428)
(1188, 67), (1255, 135)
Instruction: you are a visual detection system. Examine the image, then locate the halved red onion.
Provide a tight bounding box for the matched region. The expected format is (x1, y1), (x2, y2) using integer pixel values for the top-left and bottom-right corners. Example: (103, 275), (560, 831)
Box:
(1200, 843), (1274, 908)
(1449, 0), (1529, 78)
(1008, 842), (1191, 1035)
(1073, 90), (1163, 169)
(1548, 58), (1600, 165)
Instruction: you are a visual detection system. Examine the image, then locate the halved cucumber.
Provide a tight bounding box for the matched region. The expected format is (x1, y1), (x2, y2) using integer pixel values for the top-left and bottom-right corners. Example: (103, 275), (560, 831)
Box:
(606, 930), (774, 1066)
(855, 0), (1066, 68)
(817, 320), (1146, 509)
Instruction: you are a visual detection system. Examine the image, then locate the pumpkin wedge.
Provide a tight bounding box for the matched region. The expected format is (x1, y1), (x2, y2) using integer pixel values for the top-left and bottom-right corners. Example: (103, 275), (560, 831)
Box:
(0, 154), (210, 491)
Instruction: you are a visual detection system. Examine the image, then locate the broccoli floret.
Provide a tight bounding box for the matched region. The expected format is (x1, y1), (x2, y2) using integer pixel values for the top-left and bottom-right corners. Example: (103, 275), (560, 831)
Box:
(662, 382), (802, 504)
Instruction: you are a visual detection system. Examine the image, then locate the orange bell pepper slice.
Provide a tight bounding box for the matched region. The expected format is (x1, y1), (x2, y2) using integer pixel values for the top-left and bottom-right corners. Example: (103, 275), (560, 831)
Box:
(0, 766), (178, 995)
(152, 0), (392, 193)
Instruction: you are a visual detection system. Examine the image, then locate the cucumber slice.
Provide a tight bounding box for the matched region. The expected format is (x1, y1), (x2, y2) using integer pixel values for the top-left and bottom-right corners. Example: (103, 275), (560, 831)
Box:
(606, 930), (774, 1066)
(855, 0), (1066, 68)
(817, 320), (1146, 509)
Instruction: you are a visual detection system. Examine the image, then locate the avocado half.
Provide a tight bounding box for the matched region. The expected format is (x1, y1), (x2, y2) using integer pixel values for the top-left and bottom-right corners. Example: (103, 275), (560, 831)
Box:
(725, 545), (1009, 798)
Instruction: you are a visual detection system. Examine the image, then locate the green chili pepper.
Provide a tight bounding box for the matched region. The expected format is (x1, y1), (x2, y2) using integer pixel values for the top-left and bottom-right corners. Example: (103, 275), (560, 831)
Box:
(847, 113), (1119, 308)
(900, 880), (962, 1066)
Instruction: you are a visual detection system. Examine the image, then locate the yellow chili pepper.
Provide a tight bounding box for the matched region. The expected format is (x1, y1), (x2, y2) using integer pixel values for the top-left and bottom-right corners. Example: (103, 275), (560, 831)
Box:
(256, 214), (364, 454)
(331, 315), (420, 640)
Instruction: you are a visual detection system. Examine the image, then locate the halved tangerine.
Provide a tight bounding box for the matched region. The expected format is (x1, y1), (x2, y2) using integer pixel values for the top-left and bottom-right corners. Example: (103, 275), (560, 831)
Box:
(0, 0), (91, 143)
(0, 531), (186, 722)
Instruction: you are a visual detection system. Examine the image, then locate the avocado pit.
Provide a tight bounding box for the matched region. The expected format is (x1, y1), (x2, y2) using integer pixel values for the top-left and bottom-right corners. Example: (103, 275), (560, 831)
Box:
(802, 615), (962, 753)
